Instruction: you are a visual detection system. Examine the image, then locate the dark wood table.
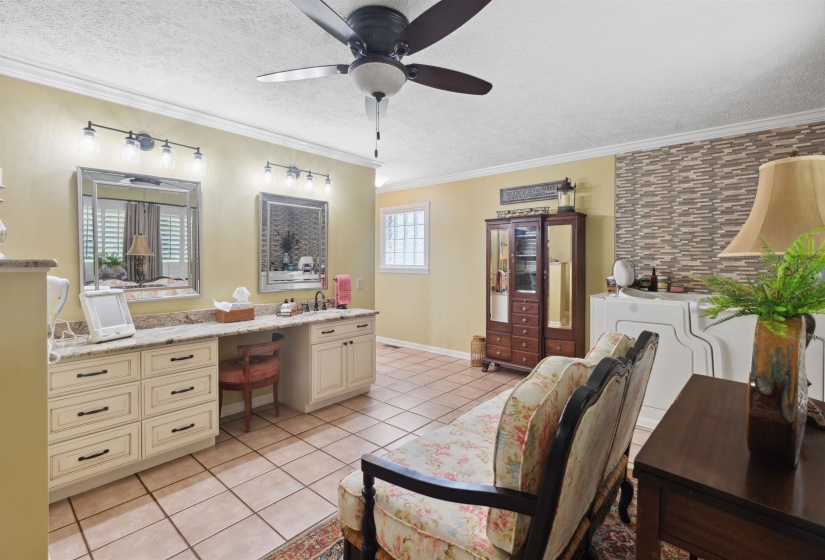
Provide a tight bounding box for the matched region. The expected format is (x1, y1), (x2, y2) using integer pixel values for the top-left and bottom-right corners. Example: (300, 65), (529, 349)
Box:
(633, 375), (825, 560)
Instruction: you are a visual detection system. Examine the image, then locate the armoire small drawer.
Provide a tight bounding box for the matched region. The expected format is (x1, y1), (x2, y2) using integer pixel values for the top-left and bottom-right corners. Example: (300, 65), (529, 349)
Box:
(512, 351), (540, 369)
(49, 352), (140, 396)
(546, 339), (576, 357)
(486, 345), (511, 361)
(142, 402), (218, 457)
(512, 302), (540, 315)
(512, 336), (540, 353)
(142, 340), (218, 378)
(48, 423), (140, 488)
(142, 367), (218, 417)
(487, 333), (511, 348)
(513, 325), (540, 338)
(512, 313), (540, 327)
(48, 383), (140, 443)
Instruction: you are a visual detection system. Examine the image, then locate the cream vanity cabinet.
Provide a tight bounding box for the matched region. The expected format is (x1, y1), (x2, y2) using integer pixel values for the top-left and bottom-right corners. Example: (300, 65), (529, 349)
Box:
(47, 339), (219, 499)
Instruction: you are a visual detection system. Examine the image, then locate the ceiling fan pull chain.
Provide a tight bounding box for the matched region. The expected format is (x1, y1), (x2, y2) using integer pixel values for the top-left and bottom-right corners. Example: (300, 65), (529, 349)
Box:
(375, 95), (381, 158)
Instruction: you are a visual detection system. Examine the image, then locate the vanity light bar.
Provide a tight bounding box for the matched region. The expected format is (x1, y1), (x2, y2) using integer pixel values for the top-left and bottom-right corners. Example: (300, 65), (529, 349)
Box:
(78, 121), (206, 176)
(264, 161), (333, 196)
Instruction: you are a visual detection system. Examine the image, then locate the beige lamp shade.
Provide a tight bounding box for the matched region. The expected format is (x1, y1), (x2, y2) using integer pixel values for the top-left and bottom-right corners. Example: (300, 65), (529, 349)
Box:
(720, 155), (825, 257)
(126, 235), (154, 256)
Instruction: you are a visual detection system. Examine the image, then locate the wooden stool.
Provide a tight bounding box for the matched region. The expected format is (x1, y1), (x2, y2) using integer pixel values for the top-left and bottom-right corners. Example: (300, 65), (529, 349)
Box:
(218, 333), (284, 432)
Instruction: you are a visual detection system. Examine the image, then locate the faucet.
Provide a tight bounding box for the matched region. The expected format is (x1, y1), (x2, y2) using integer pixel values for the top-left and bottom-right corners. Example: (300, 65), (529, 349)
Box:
(314, 291), (327, 312)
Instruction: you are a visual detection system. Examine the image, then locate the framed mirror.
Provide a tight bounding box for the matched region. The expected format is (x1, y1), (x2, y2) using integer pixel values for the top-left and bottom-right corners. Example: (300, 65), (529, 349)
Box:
(259, 192), (327, 293)
(77, 167), (201, 302)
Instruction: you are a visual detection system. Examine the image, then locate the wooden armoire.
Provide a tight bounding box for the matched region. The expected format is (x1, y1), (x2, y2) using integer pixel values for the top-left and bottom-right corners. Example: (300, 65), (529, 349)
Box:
(483, 213), (586, 372)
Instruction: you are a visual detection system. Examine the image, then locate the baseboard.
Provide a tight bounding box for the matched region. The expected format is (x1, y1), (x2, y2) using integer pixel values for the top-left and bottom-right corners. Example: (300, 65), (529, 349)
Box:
(376, 336), (470, 360)
(221, 393), (277, 418)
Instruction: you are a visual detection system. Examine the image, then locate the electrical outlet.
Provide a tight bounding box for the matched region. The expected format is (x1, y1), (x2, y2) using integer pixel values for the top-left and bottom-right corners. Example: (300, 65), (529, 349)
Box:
(357, 278), (364, 289)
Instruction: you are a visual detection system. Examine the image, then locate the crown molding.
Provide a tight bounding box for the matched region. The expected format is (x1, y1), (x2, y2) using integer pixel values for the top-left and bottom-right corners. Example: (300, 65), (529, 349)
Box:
(0, 55), (383, 170)
(379, 107), (825, 193)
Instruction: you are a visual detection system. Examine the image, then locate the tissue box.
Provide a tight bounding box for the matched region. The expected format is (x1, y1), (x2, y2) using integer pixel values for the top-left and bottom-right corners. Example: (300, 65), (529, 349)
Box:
(216, 307), (255, 323)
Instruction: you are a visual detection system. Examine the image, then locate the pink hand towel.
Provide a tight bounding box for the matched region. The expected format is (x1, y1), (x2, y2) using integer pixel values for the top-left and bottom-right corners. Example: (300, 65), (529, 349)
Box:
(335, 274), (352, 308)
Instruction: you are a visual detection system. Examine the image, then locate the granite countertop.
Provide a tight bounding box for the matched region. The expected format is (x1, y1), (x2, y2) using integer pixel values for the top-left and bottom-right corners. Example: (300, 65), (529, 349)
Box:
(0, 259), (58, 269)
(53, 308), (379, 360)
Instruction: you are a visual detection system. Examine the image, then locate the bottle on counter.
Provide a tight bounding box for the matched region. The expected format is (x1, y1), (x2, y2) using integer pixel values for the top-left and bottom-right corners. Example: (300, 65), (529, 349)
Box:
(280, 299), (291, 315)
(289, 298), (297, 315)
(649, 268), (658, 292)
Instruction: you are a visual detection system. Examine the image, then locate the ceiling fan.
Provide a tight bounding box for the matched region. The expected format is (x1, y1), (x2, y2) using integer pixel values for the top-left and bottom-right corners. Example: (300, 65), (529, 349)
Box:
(257, 0), (494, 157)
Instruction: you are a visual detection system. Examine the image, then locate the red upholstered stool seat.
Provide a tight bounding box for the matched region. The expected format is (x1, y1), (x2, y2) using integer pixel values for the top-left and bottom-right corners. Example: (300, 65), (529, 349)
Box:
(217, 333), (284, 432)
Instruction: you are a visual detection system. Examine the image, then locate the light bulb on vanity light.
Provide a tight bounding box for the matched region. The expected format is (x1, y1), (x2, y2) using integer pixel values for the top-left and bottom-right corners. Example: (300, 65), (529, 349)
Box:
(77, 122), (100, 155)
(121, 133), (140, 163)
(324, 176), (333, 197)
(158, 141), (175, 170)
(190, 149), (206, 177)
(284, 167), (298, 190)
(305, 171), (315, 193)
(263, 163), (273, 185)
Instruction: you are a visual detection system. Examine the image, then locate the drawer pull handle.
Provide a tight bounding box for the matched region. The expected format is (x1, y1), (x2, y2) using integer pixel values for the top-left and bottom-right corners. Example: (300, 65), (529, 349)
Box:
(522, 342), (527, 347)
(357, 324), (369, 328)
(172, 423), (196, 433)
(522, 329), (527, 334)
(171, 387), (195, 395)
(522, 306), (527, 311)
(522, 318), (527, 323)
(556, 346), (561, 351)
(522, 357), (527, 363)
(322, 329), (335, 334)
(495, 337), (501, 342)
(349, 340), (353, 345)
(343, 342), (347, 346)
(496, 351), (501, 355)
(77, 369), (108, 378)
(171, 355), (194, 362)
(78, 449), (109, 461)
(77, 406), (110, 417)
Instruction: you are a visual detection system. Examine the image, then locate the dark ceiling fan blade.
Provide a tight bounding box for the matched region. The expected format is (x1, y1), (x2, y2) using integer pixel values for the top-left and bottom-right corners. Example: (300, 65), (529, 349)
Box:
(288, 0), (364, 48)
(395, 0), (492, 56)
(407, 64), (492, 95)
(365, 96), (389, 121)
(257, 64), (348, 83)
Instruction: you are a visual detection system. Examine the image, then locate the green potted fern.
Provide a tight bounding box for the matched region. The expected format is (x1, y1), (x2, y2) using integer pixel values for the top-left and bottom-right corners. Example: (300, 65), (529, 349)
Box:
(698, 226), (825, 467)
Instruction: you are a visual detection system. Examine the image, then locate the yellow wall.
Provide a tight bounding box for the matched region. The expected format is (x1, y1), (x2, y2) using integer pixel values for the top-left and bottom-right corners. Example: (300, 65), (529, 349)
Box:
(375, 157), (615, 353)
(0, 76), (376, 321)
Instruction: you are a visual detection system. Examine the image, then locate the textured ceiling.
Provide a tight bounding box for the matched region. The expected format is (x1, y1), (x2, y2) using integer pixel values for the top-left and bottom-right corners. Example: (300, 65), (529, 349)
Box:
(2, 1), (825, 187)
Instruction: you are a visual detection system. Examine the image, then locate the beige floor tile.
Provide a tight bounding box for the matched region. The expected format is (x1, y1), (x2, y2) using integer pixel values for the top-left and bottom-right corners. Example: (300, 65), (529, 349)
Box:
(299, 423), (350, 448)
(232, 468), (304, 511)
(220, 414), (271, 436)
(309, 403), (353, 422)
(70, 475), (147, 520)
(410, 401), (454, 420)
(430, 392), (472, 409)
(384, 411), (431, 432)
(80, 494), (165, 551)
(171, 491), (251, 545)
(256, 404), (301, 423)
(399, 363), (430, 374)
(192, 438), (253, 469)
(280, 449), (347, 485)
(457, 401), (477, 412)
(322, 434), (379, 464)
(405, 373), (442, 385)
(385, 433), (419, 451)
(384, 393), (425, 410)
(405, 385), (445, 400)
(356, 423), (408, 447)
(215, 428), (233, 443)
(418, 358), (448, 368)
(91, 519), (187, 560)
(414, 421), (446, 436)
(484, 372), (521, 383)
(382, 368), (409, 379)
(437, 409), (463, 424)
(210, 452), (275, 488)
(194, 515), (284, 560)
(373, 374), (396, 386)
(153, 471), (227, 516)
(138, 455), (205, 492)
(364, 387), (402, 402)
(437, 362), (469, 373)
(259, 489), (336, 540)
(384, 359), (415, 369)
(432, 354), (459, 363)
(331, 412), (380, 433)
(49, 499), (76, 532)
(383, 380), (420, 393)
(632, 427), (652, 446)
(359, 402), (404, 421)
(402, 354), (431, 364)
(48, 523), (88, 560)
(170, 549), (199, 560)
(235, 424), (291, 450)
(629, 443), (642, 463)
(258, 436), (316, 466)
(427, 379), (462, 392)
(444, 373), (477, 385)
(276, 413), (327, 435)
(309, 466), (357, 504)
(450, 385), (489, 400)
(338, 394), (381, 411)
(467, 378), (506, 391)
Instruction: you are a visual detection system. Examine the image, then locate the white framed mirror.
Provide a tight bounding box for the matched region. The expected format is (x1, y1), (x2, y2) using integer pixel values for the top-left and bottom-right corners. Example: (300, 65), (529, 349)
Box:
(77, 167), (202, 302)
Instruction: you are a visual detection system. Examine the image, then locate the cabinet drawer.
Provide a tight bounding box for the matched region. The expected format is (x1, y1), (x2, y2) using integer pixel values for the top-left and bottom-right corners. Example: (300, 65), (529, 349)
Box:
(513, 325), (540, 339)
(487, 333), (511, 348)
(142, 367), (218, 417)
(310, 318), (375, 343)
(49, 423), (140, 488)
(48, 383), (140, 443)
(512, 313), (540, 328)
(546, 339), (576, 357)
(142, 402), (218, 457)
(49, 353), (140, 396)
(512, 302), (540, 315)
(512, 336), (540, 353)
(142, 340), (218, 378)
(512, 351), (541, 369)
(486, 345), (511, 361)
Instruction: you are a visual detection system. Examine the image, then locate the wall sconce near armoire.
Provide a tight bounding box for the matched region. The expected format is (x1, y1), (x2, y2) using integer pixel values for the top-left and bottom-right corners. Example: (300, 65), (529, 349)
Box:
(78, 121), (207, 177)
(263, 161), (333, 197)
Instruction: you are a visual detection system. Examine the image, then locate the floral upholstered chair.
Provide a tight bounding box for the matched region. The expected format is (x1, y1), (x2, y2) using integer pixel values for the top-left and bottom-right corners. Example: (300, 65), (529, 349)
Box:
(338, 331), (656, 560)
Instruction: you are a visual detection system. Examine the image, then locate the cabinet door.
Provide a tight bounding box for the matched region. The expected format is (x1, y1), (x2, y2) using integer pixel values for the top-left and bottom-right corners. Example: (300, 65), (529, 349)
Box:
(311, 340), (348, 402)
(487, 224), (511, 333)
(512, 220), (541, 300)
(348, 335), (376, 388)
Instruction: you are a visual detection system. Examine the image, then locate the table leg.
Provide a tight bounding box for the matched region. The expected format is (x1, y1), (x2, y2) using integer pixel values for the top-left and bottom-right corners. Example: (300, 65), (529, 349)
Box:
(635, 479), (661, 560)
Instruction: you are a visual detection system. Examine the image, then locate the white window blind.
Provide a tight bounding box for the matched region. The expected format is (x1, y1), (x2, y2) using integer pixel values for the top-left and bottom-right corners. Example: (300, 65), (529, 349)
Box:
(379, 202), (429, 274)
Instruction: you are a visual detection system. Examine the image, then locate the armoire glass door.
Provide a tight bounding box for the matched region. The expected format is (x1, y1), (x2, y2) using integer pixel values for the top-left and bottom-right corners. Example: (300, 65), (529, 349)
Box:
(546, 223), (573, 329)
(513, 223), (539, 296)
(488, 227), (510, 324)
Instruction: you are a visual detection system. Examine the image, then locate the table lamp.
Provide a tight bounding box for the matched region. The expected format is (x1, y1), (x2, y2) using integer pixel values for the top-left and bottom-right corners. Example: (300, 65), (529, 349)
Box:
(126, 234), (154, 280)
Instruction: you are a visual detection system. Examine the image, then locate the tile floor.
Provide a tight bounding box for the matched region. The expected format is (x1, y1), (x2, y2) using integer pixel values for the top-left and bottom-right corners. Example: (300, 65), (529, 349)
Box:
(48, 343), (652, 560)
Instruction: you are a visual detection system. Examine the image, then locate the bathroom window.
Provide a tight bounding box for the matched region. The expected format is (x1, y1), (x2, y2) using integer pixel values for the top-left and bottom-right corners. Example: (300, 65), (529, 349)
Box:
(380, 202), (429, 274)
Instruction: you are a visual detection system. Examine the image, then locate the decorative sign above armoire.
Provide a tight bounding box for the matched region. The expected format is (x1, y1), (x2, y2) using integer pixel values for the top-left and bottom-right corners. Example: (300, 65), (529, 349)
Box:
(500, 180), (564, 205)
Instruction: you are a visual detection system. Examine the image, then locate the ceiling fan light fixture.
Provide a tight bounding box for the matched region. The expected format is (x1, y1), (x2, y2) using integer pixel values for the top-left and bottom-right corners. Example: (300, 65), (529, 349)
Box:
(349, 56), (408, 98)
